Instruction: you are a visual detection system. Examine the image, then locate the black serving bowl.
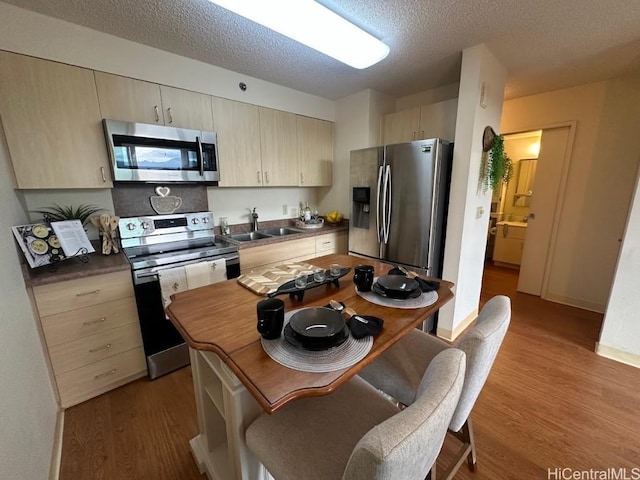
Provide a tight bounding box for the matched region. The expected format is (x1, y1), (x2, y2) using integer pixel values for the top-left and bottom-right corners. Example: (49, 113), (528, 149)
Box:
(375, 275), (421, 299)
(289, 307), (345, 341)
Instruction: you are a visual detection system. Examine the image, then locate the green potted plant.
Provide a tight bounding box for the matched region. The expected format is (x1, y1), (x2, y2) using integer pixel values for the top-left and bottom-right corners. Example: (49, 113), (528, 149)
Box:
(479, 126), (514, 193)
(32, 203), (103, 226)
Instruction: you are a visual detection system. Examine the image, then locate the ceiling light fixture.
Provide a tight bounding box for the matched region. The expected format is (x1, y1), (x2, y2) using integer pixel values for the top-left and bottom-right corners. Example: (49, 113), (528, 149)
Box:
(209, 0), (390, 69)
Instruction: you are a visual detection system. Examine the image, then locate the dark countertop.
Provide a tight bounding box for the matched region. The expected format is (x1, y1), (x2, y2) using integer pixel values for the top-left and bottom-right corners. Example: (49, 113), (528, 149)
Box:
(222, 219), (348, 250)
(21, 219), (350, 286)
(22, 248), (131, 287)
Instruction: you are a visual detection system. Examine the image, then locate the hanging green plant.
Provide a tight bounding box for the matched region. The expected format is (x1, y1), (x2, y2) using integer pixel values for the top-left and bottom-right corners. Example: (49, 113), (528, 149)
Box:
(32, 203), (103, 226)
(479, 127), (513, 193)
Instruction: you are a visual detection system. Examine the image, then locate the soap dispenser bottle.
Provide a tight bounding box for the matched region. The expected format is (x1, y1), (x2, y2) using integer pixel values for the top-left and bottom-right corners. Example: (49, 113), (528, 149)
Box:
(302, 201), (312, 222)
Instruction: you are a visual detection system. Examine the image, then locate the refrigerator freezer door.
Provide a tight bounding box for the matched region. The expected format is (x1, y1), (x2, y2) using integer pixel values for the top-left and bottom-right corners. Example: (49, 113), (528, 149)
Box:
(383, 140), (439, 271)
(349, 147), (383, 259)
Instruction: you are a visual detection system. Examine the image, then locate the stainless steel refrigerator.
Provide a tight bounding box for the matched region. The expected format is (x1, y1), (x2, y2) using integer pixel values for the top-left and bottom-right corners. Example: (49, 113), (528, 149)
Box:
(349, 139), (453, 278)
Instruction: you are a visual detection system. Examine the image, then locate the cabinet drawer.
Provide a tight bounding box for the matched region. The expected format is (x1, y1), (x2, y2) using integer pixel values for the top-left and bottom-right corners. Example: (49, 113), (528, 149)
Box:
(34, 270), (134, 317)
(240, 237), (316, 272)
(49, 322), (143, 375)
(41, 296), (138, 347)
(316, 233), (337, 253)
(56, 347), (147, 408)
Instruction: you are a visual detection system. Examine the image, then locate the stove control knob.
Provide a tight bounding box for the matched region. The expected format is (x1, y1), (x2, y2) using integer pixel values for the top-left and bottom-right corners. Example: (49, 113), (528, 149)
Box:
(191, 218), (200, 225)
(126, 223), (136, 231)
(141, 222), (150, 230)
(202, 217), (210, 224)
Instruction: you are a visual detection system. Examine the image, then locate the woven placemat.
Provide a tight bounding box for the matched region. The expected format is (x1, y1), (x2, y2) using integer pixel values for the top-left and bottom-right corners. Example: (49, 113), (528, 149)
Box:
(261, 309), (373, 373)
(356, 277), (438, 309)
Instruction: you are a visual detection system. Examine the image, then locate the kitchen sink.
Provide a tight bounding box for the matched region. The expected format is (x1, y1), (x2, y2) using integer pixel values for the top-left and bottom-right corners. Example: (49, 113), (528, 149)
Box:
(258, 227), (303, 237)
(228, 232), (271, 242)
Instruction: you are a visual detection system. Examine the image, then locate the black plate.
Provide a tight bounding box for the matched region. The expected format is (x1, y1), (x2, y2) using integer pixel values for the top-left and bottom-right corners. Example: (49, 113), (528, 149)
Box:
(284, 323), (349, 351)
(376, 275), (421, 298)
(289, 307), (345, 340)
(372, 282), (422, 300)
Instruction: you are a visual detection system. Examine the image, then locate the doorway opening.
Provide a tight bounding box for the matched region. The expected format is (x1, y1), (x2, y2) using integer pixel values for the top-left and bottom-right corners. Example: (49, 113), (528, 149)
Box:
(484, 123), (575, 300)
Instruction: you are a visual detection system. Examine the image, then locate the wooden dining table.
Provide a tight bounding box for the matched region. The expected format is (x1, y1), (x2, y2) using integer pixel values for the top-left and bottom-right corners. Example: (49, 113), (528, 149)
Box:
(166, 253), (454, 480)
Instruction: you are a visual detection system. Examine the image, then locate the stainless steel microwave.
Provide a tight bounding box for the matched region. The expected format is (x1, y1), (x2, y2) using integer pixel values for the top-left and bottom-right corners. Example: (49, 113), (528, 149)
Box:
(103, 119), (219, 184)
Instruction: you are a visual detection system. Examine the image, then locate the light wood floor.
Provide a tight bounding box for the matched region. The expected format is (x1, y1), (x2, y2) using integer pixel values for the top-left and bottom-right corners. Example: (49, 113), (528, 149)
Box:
(60, 264), (640, 479)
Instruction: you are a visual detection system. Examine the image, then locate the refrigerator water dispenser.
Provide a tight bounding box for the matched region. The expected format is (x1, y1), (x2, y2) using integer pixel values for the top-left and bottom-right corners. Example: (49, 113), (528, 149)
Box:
(352, 187), (371, 229)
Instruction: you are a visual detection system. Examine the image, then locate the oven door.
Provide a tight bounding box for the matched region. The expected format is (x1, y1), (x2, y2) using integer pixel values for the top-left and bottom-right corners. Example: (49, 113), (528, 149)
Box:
(131, 253), (239, 379)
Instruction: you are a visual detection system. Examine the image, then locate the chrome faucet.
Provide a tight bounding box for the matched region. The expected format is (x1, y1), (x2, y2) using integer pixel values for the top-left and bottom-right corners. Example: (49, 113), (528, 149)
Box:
(250, 207), (259, 231)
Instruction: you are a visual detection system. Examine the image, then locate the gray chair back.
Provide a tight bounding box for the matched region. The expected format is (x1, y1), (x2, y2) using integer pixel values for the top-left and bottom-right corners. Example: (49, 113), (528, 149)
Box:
(449, 295), (511, 432)
(342, 349), (466, 480)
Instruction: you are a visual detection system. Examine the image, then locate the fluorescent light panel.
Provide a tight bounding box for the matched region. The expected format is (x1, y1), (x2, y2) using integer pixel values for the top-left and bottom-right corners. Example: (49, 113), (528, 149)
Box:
(210, 0), (390, 69)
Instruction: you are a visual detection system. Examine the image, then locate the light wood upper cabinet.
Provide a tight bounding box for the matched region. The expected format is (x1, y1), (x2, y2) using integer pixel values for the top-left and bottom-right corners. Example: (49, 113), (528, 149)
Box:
(159, 85), (213, 131)
(212, 96), (262, 187)
(259, 107), (298, 186)
(0, 51), (112, 188)
(296, 116), (333, 186)
(95, 73), (213, 131)
(382, 99), (458, 145)
(382, 107), (421, 144)
(94, 72), (164, 124)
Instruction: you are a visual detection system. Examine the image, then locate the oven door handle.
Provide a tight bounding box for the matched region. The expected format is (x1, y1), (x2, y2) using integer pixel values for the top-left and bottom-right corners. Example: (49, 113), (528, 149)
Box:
(134, 254), (240, 280)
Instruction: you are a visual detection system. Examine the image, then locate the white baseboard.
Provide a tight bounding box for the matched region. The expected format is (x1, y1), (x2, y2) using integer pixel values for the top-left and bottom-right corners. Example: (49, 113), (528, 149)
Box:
(596, 343), (640, 368)
(437, 308), (478, 342)
(48, 408), (64, 480)
(544, 293), (605, 313)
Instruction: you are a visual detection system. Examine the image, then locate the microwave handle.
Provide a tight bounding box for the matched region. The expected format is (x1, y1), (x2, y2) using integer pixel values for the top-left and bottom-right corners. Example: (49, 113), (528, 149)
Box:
(196, 136), (204, 176)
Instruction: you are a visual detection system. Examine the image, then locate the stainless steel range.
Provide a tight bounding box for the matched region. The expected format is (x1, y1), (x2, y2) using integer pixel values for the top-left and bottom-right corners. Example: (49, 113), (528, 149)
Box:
(119, 211), (240, 379)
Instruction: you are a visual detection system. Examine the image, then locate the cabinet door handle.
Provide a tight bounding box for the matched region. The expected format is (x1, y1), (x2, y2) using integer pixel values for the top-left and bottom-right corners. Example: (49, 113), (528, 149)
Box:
(76, 289), (101, 297)
(300, 172), (304, 184)
(100, 167), (106, 183)
(89, 343), (112, 353)
(420, 130), (425, 138)
(264, 171), (269, 184)
(83, 317), (106, 326)
(412, 131), (416, 140)
(257, 171), (262, 183)
(154, 105), (160, 122)
(94, 369), (116, 380)
(167, 107), (173, 124)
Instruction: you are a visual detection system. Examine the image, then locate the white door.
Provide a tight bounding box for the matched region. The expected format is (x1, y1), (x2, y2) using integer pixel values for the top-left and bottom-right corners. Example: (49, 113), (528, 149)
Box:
(517, 126), (571, 295)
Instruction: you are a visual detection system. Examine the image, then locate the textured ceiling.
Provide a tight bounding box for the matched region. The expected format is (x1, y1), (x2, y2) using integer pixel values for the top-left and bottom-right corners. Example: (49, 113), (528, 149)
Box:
(3, 0), (640, 100)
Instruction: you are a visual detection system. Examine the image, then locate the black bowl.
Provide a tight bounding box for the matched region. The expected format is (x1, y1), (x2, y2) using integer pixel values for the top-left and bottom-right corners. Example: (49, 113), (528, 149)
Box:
(376, 275), (421, 299)
(284, 323), (349, 351)
(289, 307), (345, 340)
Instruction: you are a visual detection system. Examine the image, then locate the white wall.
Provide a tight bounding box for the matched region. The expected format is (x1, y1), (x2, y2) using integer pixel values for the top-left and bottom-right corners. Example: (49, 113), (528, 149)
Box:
(317, 89), (395, 217)
(501, 72), (640, 311)
(438, 44), (507, 339)
(207, 187), (317, 226)
(597, 168), (640, 366)
(396, 82), (460, 111)
(0, 127), (58, 479)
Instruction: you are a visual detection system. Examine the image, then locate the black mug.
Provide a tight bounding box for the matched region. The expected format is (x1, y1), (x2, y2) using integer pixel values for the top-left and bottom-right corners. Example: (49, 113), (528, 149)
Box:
(256, 298), (285, 339)
(353, 265), (374, 292)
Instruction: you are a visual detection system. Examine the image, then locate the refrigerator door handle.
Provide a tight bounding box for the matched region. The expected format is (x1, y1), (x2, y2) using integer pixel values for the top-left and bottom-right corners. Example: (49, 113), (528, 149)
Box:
(376, 165), (384, 244)
(383, 165), (391, 244)
(426, 142), (441, 275)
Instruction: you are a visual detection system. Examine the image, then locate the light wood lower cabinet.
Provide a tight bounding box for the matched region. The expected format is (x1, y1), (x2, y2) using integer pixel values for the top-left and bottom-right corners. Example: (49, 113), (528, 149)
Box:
(240, 231), (348, 273)
(33, 270), (146, 408)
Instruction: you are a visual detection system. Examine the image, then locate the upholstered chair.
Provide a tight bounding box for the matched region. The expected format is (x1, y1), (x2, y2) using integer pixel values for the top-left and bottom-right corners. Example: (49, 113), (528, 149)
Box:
(359, 295), (511, 480)
(245, 348), (466, 480)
